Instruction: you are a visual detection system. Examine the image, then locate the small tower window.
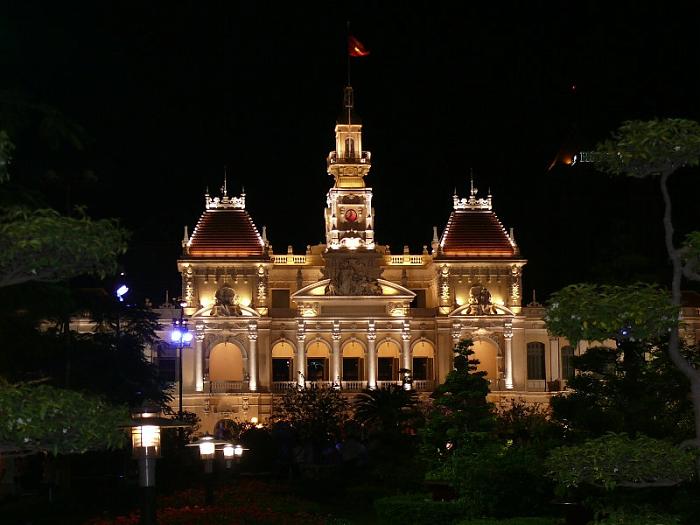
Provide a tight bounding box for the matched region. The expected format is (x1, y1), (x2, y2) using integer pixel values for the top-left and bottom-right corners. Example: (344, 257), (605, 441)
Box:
(344, 138), (355, 159)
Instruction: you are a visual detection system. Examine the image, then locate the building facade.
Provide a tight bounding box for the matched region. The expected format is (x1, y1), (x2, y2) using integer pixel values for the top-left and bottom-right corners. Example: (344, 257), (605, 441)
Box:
(151, 87), (699, 432)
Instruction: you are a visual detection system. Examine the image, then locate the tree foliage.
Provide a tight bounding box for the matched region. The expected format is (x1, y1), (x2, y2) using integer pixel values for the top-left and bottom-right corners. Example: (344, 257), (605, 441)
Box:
(354, 384), (420, 437)
(546, 433), (696, 490)
(591, 118), (700, 476)
(545, 283), (677, 346)
(0, 381), (128, 456)
(272, 385), (348, 460)
(0, 206), (129, 288)
(421, 339), (495, 457)
(594, 119), (700, 178)
(550, 344), (696, 440)
(0, 130), (13, 182)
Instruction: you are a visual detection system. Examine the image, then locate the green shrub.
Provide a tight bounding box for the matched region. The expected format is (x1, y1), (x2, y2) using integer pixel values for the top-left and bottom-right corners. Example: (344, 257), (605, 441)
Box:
(598, 507), (681, 525)
(428, 443), (554, 517)
(458, 518), (558, 525)
(374, 494), (467, 525)
(546, 434), (696, 491)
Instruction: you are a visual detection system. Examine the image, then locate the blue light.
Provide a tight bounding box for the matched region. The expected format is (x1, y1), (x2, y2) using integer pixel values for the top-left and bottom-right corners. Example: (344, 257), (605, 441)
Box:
(182, 331), (194, 343)
(171, 328), (183, 343)
(116, 285), (129, 301)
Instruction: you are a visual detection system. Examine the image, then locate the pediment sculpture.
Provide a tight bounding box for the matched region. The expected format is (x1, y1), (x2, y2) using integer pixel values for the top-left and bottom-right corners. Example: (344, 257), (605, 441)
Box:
(464, 283), (499, 315)
(210, 284), (242, 316)
(322, 255), (383, 296)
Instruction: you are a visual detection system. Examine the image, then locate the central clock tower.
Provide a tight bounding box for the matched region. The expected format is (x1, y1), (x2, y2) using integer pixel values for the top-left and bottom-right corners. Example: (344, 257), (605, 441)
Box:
(324, 86), (375, 251)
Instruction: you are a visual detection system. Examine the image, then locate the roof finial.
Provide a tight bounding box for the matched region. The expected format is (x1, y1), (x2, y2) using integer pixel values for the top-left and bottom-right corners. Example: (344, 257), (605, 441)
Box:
(222, 166), (228, 197)
(470, 168), (477, 197)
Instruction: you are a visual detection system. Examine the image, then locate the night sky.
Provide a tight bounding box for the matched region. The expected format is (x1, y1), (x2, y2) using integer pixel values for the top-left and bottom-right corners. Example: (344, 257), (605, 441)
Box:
(4, 2), (700, 304)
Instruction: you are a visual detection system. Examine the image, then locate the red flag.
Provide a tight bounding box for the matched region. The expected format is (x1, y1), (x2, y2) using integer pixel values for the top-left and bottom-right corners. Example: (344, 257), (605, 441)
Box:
(348, 35), (370, 57)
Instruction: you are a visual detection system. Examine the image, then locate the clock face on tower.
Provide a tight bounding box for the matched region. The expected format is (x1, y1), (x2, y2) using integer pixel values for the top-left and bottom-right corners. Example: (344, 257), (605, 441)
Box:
(345, 209), (358, 222)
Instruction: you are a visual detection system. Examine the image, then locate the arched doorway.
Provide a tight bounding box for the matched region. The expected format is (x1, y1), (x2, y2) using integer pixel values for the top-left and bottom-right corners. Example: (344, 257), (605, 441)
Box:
(271, 340), (294, 382)
(377, 340), (400, 381)
(209, 342), (245, 381)
(307, 340), (330, 382)
(470, 339), (499, 382)
(412, 340), (435, 381)
(342, 340), (365, 381)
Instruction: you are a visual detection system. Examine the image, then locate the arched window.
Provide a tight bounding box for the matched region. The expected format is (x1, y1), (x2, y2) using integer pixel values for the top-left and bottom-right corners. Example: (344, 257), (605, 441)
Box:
(271, 341), (294, 382)
(527, 342), (546, 380)
(344, 137), (355, 159)
(307, 340), (330, 382)
(342, 340), (364, 381)
(412, 340), (435, 381)
(209, 342), (244, 381)
(377, 340), (400, 381)
(561, 345), (575, 380)
(471, 339), (499, 381)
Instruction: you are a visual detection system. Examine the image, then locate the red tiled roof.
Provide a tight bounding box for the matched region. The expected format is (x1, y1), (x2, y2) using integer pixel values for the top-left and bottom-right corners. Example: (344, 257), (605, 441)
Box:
(440, 210), (515, 257)
(187, 209), (265, 257)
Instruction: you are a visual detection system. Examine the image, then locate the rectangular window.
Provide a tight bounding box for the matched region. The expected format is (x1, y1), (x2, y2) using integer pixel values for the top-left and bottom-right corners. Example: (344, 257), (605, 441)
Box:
(561, 346), (575, 380)
(272, 358), (292, 382)
(412, 357), (433, 380)
(527, 342), (546, 380)
(157, 344), (177, 382)
(410, 289), (427, 308)
(343, 358), (363, 381)
(271, 289), (290, 308)
(307, 358), (327, 382)
(378, 357), (398, 381)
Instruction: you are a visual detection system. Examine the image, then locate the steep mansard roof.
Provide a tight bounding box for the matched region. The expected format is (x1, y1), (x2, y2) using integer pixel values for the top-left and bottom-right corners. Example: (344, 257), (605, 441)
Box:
(185, 190), (265, 258)
(440, 209), (516, 257)
(438, 185), (518, 258)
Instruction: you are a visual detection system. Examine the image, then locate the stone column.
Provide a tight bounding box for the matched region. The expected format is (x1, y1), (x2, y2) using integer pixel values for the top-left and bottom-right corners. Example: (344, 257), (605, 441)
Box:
(194, 330), (204, 392)
(549, 337), (560, 383)
(451, 322), (462, 370)
(367, 321), (377, 390)
(248, 321), (258, 392)
(296, 321), (306, 387)
(504, 319), (514, 390)
(331, 321), (341, 387)
(401, 321), (412, 390)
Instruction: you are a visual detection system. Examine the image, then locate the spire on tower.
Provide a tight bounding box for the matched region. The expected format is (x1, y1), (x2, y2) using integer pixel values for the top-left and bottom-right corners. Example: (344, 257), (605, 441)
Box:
(343, 85), (354, 125)
(222, 167), (228, 197)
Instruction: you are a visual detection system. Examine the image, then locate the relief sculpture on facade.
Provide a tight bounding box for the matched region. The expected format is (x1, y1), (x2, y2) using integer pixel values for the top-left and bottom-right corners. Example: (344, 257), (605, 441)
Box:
(464, 283), (499, 315)
(322, 253), (383, 296)
(210, 284), (242, 316)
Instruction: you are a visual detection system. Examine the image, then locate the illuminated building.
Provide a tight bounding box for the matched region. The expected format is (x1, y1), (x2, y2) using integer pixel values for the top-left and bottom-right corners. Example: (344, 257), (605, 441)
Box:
(154, 87), (697, 431)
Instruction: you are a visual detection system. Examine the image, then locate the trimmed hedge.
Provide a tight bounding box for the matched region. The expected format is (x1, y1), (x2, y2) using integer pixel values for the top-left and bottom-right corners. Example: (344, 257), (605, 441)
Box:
(374, 494), (467, 525)
(458, 519), (558, 525)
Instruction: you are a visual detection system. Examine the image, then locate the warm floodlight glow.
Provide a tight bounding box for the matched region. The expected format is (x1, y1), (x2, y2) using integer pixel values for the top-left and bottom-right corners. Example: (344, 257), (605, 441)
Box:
(131, 423), (161, 458)
(223, 444), (235, 458)
(234, 444), (243, 457)
(198, 438), (215, 460)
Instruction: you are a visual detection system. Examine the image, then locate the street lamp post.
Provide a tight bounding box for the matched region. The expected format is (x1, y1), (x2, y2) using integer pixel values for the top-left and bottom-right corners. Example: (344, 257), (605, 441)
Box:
(170, 301), (193, 420)
(187, 433), (230, 506)
(126, 405), (189, 525)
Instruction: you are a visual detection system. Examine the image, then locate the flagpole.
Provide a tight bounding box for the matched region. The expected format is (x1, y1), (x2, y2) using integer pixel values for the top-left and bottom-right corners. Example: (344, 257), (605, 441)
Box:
(346, 20), (351, 86)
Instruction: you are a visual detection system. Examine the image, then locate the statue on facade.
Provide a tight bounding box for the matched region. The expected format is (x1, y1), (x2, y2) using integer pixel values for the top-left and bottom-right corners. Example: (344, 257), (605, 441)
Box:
(210, 284), (242, 316)
(323, 256), (383, 296)
(465, 283), (498, 315)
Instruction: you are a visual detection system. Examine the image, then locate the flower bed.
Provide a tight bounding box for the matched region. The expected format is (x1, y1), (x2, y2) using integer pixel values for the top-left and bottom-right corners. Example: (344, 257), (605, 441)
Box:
(85, 479), (329, 525)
